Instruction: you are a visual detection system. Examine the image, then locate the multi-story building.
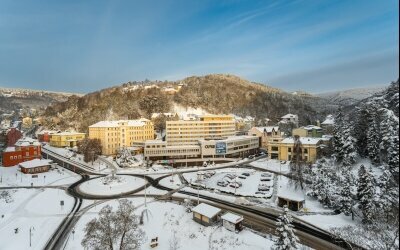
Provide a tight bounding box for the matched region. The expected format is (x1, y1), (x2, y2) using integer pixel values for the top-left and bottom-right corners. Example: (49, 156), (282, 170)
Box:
(165, 115), (236, 145)
(267, 136), (322, 163)
(88, 118), (154, 155)
(248, 126), (281, 149)
(144, 135), (259, 161)
(2, 138), (41, 167)
(49, 132), (86, 148)
(292, 125), (323, 138)
(280, 114), (299, 127)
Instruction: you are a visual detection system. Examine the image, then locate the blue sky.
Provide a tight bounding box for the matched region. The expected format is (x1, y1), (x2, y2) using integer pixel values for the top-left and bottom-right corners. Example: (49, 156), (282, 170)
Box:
(0, 0), (398, 93)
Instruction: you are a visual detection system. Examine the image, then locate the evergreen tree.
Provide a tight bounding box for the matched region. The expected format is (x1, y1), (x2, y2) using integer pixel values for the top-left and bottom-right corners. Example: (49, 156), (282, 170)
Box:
(376, 170), (399, 223)
(341, 120), (358, 168)
(339, 171), (353, 216)
(353, 105), (369, 157)
(357, 165), (375, 223)
(379, 108), (399, 180)
(273, 206), (299, 250)
(333, 108), (345, 164)
(366, 99), (382, 164)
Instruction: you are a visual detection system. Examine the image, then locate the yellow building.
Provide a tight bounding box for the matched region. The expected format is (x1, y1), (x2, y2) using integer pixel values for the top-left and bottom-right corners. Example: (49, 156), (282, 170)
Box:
(165, 115), (236, 145)
(268, 137), (322, 163)
(88, 118), (154, 155)
(49, 132), (86, 148)
(248, 126), (281, 149)
(22, 117), (33, 128)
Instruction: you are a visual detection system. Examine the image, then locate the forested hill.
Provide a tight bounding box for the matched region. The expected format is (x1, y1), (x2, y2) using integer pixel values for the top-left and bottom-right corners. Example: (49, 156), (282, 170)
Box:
(42, 74), (318, 132)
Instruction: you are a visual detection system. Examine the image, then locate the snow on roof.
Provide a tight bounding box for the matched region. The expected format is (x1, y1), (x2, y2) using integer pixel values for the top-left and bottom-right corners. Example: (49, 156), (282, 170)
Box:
(89, 119), (148, 128)
(278, 193), (305, 202)
(301, 125), (322, 130)
(281, 114), (298, 119)
(221, 212), (243, 224)
(192, 203), (221, 218)
(321, 115), (335, 125)
(19, 159), (52, 169)
(53, 132), (86, 136)
(37, 130), (59, 135)
(15, 137), (41, 146)
(253, 126), (279, 133)
(4, 147), (15, 152)
(281, 137), (321, 145)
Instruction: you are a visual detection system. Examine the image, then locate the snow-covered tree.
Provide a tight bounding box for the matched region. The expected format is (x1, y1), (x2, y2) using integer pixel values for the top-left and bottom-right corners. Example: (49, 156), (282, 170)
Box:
(338, 170), (354, 216)
(341, 121), (358, 168)
(379, 108), (399, 180)
(333, 108), (345, 163)
(82, 199), (145, 250)
(273, 206), (299, 250)
(366, 99), (383, 165)
(357, 165), (375, 224)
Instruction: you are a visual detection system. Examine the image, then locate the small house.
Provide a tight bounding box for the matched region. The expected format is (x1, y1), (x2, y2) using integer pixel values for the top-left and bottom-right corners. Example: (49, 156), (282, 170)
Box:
(192, 203), (221, 226)
(19, 159), (52, 174)
(221, 212), (244, 232)
(277, 194), (305, 211)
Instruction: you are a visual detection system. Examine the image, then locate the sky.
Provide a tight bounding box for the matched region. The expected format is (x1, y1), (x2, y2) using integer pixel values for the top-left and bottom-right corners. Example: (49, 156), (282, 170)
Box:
(0, 0), (398, 94)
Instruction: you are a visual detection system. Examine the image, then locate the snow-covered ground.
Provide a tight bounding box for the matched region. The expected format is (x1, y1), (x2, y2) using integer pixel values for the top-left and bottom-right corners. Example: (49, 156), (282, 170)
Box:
(0, 188), (74, 250)
(78, 175), (146, 196)
(63, 198), (275, 250)
(250, 158), (290, 174)
(183, 168), (274, 199)
(0, 164), (81, 187)
(159, 173), (182, 189)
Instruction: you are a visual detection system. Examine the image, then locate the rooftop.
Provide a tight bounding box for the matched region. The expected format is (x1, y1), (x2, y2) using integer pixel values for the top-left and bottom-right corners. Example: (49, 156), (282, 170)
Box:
(281, 137), (321, 145)
(19, 159), (53, 169)
(281, 114), (298, 119)
(221, 212), (244, 224)
(192, 203), (221, 218)
(89, 118), (149, 128)
(253, 126), (279, 133)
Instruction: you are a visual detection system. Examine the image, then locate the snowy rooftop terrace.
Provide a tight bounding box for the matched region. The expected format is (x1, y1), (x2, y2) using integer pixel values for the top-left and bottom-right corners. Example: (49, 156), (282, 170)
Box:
(281, 137), (322, 145)
(19, 159), (52, 169)
(89, 118), (149, 128)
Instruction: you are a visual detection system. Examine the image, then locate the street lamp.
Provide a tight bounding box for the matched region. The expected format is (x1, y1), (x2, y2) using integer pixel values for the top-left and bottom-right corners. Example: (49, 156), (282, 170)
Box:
(29, 226), (35, 247)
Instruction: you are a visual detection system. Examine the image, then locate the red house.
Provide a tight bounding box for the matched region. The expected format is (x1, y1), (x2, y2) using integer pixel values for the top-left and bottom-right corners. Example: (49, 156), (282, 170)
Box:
(2, 138), (41, 167)
(19, 159), (52, 174)
(37, 130), (58, 143)
(6, 127), (23, 147)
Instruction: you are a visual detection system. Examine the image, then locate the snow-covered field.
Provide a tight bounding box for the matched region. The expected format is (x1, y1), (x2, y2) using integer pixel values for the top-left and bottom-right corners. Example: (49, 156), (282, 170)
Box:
(0, 188), (74, 250)
(78, 175), (146, 196)
(0, 164), (81, 187)
(158, 174), (183, 189)
(183, 168), (274, 199)
(63, 198), (275, 250)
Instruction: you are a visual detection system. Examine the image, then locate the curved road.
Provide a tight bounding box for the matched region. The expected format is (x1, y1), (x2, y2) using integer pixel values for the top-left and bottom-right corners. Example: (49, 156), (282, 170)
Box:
(36, 151), (362, 250)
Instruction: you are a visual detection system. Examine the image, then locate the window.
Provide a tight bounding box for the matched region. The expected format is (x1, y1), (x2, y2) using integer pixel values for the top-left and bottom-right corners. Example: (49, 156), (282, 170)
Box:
(288, 148), (292, 152)
(304, 149), (308, 154)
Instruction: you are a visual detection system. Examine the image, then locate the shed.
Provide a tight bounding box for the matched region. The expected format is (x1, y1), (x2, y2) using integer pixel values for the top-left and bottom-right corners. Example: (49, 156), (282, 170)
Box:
(192, 203), (221, 226)
(221, 212), (244, 232)
(19, 159), (52, 174)
(277, 194), (305, 211)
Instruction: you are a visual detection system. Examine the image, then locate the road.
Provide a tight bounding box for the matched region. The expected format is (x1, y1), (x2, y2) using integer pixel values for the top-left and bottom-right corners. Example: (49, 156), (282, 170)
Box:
(34, 150), (362, 250)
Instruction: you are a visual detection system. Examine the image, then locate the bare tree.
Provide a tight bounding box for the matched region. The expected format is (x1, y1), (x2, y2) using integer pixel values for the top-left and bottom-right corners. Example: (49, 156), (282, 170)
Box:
(82, 199), (145, 250)
(77, 138), (102, 163)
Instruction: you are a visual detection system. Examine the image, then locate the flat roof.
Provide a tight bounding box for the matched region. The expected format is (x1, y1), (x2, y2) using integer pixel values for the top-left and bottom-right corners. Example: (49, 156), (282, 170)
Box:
(221, 212), (243, 224)
(281, 137), (321, 145)
(277, 194), (305, 202)
(192, 203), (221, 218)
(19, 159), (52, 169)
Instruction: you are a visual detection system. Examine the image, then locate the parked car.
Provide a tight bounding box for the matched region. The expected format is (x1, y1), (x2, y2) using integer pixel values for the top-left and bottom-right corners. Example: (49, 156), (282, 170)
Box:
(238, 175), (247, 179)
(261, 173), (273, 177)
(258, 185), (270, 191)
(255, 191), (267, 195)
(229, 182), (241, 188)
(225, 174), (237, 179)
(217, 180), (228, 187)
(260, 177), (273, 181)
(242, 172), (251, 176)
(248, 155), (254, 159)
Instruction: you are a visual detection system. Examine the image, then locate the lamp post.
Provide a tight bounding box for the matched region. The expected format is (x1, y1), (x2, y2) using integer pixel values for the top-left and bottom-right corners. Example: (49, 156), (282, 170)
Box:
(29, 226), (35, 247)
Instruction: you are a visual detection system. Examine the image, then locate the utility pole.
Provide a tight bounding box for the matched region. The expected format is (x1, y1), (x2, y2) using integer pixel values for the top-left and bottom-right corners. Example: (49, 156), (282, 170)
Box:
(29, 226), (35, 247)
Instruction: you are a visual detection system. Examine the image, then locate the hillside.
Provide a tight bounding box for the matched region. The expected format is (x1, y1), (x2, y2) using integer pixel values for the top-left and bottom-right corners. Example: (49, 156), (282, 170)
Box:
(316, 86), (386, 107)
(42, 74), (319, 132)
(0, 87), (82, 118)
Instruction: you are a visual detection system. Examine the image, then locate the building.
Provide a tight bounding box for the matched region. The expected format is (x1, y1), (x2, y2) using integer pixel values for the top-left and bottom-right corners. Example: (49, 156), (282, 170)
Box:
(268, 137), (322, 163)
(192, 203), (221, 226)
(6, 127), (23, 147)
(89, 118), (154, 155)
(2, 138), (41, 167)
(277, 194), (305, 211)
(37, 130), (59, 143)
(321, 115), (335, 135)
(22, 117), (33, 128)
(19, 159), (52, 174)
(144, 135), (259, 161)
(248, 126), (281, 149)
(221, 212), (244, 232)
(166, 115), (236, 145)
(292, 125), (323, 138)
(49, 132), (86, 148)
(280, 114), (299, 127)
